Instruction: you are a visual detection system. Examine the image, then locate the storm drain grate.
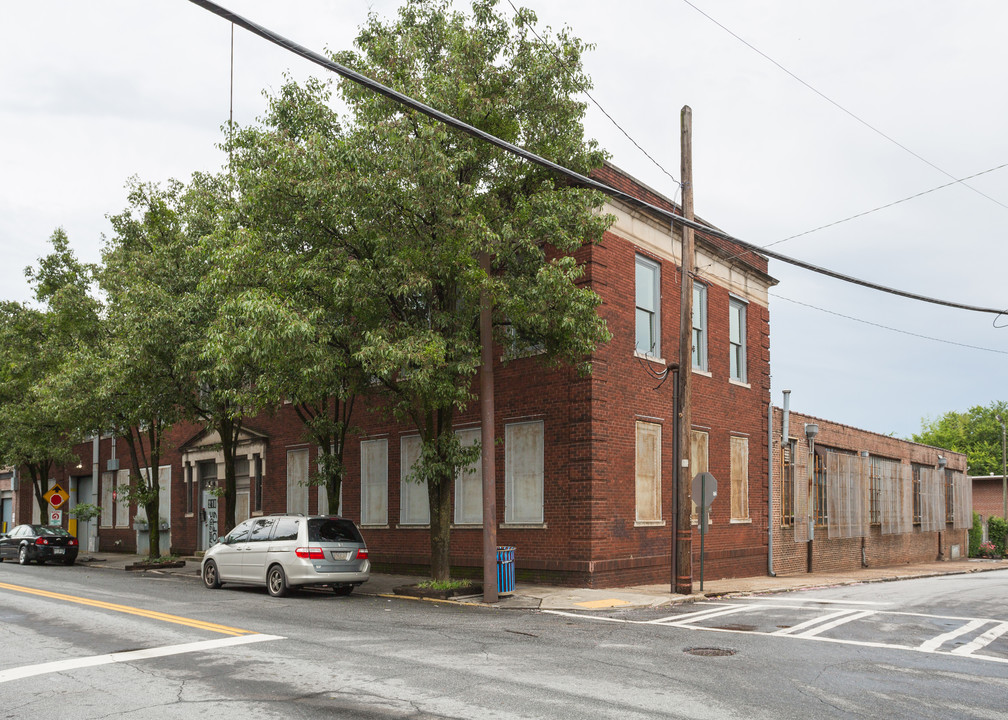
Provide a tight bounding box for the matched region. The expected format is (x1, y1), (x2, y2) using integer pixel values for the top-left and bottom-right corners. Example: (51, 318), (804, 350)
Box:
(684, 647), (737, 657)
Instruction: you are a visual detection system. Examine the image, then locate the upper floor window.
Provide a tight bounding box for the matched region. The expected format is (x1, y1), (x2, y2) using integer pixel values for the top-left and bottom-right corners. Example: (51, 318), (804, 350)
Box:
(635, 255), (660, 356)
(692, 283), (708, 371)
(729, 297), (747, 382)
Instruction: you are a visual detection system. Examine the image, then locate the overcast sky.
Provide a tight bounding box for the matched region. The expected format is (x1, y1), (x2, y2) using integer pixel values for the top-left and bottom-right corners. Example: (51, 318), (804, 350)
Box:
(2, 1), (1006, 439)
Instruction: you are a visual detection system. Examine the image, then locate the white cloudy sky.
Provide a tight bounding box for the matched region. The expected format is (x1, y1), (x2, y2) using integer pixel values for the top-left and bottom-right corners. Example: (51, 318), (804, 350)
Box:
(2, 1), (1006, 439)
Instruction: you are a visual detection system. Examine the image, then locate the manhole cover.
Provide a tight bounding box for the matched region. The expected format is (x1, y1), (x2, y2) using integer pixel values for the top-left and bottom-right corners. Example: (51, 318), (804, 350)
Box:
(684, 647), (737, 657)
(714, 624), (756, 632)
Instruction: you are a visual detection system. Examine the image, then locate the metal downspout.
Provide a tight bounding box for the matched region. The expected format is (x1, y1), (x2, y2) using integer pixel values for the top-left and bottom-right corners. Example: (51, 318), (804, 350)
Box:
(768, 401), (775, 576)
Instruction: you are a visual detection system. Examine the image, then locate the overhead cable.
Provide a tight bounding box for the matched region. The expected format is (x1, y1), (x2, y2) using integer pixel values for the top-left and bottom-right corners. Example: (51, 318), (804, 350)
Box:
(679, 0), (1008, 212)
(187, 0), (1007, 318)
(504, 0), (681, 188)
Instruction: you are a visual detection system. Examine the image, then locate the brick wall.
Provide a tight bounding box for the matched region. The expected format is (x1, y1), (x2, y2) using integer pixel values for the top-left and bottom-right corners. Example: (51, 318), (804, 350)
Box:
(972, 476), (1005, 522)
(770, 407), (969, 574)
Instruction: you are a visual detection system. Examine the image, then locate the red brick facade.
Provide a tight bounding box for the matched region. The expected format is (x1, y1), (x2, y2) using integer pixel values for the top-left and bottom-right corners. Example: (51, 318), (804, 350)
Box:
(770, 407), (969, 574)
(17, 165), (972, 587)
(972, 475), (1005, 522)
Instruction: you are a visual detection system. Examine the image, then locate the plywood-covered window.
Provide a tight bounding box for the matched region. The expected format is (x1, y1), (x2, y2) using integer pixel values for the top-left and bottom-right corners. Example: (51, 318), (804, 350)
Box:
(115, 469), (130, 528)
(360, 439), (388, 526)
(286, 448), (309, 516)
(635, 421), (662, 523)
(730, 436), (749, 521)
(454, 428), (483, 525)
(690, 430), (709, 523)
(400, 435), (429, 525)
(505, 421), (544, 524)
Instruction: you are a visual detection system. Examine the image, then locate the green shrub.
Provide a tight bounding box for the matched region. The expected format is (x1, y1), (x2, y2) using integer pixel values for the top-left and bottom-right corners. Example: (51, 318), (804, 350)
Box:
(968, 511), (983, 557)
(989, 516), (1007, 556)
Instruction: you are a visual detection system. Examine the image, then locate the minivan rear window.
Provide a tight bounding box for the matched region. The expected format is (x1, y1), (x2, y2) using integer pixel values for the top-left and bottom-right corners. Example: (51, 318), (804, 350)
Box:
(308, 518), (363, 544)
(272, 517), (300, 541)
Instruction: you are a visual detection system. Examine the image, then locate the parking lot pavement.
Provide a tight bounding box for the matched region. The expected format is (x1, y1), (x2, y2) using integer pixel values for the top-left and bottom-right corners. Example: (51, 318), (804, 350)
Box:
(74, 552), (1008, 611)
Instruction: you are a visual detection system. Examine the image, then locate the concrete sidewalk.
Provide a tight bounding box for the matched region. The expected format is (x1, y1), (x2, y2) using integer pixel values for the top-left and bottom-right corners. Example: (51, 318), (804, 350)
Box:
(75, 552), (1008, 611)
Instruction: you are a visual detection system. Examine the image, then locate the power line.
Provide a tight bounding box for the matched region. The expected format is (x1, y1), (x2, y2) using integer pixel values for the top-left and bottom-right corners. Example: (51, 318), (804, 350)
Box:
(187, 0), (1008, 318)
(771, 292), (1008, 355)
(679, 0), (1008, 213)
(504, 0), (681, 189)
(768, 162), (1008, 249)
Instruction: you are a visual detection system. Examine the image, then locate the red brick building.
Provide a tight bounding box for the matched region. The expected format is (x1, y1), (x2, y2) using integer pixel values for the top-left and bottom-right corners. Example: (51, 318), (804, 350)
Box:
(971, 475), (1005, 524)
(15, 163), (975, 587)
(770, 405), (970, 574)
(12, 163), (778, 587)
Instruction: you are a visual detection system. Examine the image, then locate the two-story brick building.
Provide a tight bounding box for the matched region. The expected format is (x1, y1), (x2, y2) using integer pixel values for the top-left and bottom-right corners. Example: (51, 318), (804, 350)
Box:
(13, 162), (973, 587)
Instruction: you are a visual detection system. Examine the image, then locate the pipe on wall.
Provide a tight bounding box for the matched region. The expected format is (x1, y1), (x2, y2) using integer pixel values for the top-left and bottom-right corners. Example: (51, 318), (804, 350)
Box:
(768, 401), (776, 576)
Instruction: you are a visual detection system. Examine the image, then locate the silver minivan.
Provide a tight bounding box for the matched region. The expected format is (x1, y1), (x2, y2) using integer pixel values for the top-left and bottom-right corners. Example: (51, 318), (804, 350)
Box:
(201, 515), (370, 597)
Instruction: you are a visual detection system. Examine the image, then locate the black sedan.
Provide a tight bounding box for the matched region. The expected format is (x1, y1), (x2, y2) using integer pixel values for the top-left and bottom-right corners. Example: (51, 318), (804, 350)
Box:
(0, 524), (79, 565)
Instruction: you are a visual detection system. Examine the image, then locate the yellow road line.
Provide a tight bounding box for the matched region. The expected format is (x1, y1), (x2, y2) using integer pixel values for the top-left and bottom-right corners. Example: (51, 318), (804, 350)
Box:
(0, 582), (253, 636)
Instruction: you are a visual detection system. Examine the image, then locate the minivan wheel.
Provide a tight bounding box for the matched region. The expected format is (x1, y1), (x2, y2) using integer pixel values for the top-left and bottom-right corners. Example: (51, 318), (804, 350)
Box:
(202, 560), (222, 589)
(18, 546), (29, 565)
(267, 565), (288, 597)
(332, 584), (353, 597)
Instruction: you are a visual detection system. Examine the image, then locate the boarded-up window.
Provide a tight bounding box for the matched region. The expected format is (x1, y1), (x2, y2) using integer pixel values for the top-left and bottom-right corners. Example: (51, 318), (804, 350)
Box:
(135, 466), (171, 527)
(730, 436), (749, 520)
(454, 428), (483, 525)
(360, 439), (388, 526)
(690, 430), (709, 523)
(116, 469), (130, 528)
(400, 435), (429, 525)
(505, 421), (544, 524)
(919, 467), (946, 532)
(101, 471), (114, 527)
(286, 448), (309, 516)
(826, 453), (867, 539)
(952, 470), (972, 529)
(635, 422), (661, 523)
(317, 446), (342, 517)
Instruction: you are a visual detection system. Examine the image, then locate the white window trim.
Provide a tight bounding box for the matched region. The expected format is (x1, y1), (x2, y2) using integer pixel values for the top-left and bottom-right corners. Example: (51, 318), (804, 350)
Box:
(729, 296), (748, 384)
(692, 283), (708, 372)
(635, 254), (661, 358)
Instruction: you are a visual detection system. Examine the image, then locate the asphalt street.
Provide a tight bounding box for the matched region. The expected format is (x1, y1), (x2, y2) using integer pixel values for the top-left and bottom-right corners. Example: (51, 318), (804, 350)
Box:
(0, 562), (1005, 718)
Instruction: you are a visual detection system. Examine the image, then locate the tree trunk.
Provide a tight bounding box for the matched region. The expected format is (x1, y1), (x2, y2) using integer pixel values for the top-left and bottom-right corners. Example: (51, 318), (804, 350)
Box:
(219, 416), (238, 533)
(428, 474), (452, 581)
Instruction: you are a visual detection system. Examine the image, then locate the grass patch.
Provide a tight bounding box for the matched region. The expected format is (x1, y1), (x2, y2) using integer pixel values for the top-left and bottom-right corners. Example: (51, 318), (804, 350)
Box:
(417, 579), (476, 591)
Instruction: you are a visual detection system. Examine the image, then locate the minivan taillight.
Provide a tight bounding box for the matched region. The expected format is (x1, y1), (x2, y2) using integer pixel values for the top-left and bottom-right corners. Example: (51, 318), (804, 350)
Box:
(356, 548), (368, 560)
(295, 547), (325, 559)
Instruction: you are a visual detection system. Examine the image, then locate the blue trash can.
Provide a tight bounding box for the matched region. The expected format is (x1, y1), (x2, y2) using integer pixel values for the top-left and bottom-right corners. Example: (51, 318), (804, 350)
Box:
(497, 546), (515, 594)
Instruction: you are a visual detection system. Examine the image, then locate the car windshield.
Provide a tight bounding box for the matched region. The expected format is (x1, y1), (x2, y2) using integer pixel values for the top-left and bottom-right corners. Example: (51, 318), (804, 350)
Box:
(34, 526), (71, 537)
(308, 518), (363, 544)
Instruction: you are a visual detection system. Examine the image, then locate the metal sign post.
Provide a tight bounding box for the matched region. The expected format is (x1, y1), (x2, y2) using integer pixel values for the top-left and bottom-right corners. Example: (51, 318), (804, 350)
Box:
(692, 472), (717, 592)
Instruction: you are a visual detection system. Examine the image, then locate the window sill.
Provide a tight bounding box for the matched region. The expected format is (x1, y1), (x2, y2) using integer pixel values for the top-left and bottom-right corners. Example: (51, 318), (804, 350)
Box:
(396, 523), (430, 529)
(728, 378), (750, 389)
(730, 518), (752, 524)
(634, 351), (666, 364)
(634, 520), (666, 527)
(692, 368), (712, 378)
(360, 524), (390, 530)
(500, 522), (547, 530)
(451, 523), (483, 529)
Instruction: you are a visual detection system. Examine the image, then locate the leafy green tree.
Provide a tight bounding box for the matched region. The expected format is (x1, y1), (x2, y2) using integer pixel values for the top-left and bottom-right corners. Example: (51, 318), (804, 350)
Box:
(0, 230), (100, 521)
(207, 78), (373, 515)
(326, 0), (611, 580)
(912, 401), (1008, 475)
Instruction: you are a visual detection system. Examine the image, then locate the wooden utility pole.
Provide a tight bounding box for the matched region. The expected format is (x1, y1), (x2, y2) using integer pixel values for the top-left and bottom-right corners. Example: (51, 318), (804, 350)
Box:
(675, 106), (695, 595)
(480, 252), (498, 603)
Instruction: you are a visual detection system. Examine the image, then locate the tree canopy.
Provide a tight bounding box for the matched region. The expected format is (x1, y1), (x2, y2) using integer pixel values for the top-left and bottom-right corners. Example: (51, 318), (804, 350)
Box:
(912, 400), (1008, 475)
